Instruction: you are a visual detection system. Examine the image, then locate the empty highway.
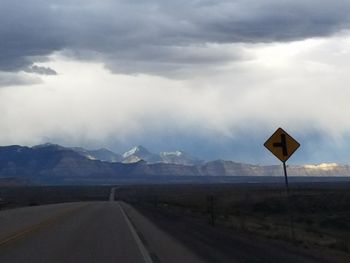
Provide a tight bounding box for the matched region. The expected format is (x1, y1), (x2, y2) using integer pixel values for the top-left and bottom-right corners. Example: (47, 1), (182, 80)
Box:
(0, 190), (203, 263)
(0, 191), (347, 263)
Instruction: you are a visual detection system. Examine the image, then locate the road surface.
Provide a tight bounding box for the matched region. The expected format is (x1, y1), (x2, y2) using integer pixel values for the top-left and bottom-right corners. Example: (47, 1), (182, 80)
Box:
(0, 190), (347, 263)
(0, 189), (203, 263)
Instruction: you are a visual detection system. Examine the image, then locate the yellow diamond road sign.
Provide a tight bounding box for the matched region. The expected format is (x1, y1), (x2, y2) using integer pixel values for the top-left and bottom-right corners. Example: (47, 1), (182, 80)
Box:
(264, 128), (300, 162)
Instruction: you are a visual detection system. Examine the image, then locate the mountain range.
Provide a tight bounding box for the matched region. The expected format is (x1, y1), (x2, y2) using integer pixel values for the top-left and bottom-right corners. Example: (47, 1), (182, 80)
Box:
(0, 143), (350, 184)
(70, 144), (202, 165)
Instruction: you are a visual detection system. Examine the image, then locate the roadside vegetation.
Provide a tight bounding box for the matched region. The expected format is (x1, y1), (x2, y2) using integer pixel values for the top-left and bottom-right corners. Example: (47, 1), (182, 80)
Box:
(119, 183), (350, 254)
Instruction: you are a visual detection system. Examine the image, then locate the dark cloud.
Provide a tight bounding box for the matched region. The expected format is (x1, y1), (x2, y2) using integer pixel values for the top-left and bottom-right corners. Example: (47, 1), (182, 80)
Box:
(0, 0), (65, 72)
(24, 65), (57, 75)
(1, 0), (350, 76)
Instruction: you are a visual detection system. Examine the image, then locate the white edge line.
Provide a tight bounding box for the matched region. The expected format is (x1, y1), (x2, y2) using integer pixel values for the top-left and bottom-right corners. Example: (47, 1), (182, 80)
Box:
(118, 202), (154, 263)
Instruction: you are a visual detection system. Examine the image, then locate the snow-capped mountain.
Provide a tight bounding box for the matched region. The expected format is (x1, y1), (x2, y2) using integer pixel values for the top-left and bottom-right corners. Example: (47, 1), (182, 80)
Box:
(122, 146), (162, 163)
(121, 146), (202, 165)
(160, 150), (202, 165)
(32, 144), (200, 165)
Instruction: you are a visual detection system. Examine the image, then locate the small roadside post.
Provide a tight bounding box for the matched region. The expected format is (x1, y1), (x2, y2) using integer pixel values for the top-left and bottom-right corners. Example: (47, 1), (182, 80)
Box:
(264, 127), (300, 240)
(207, 195), (215, 227)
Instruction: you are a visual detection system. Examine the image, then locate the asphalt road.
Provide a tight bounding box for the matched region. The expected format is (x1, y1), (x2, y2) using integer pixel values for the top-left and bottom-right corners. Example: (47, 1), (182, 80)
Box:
(0, 191), (347, 263)
(0, 193), (203, 263)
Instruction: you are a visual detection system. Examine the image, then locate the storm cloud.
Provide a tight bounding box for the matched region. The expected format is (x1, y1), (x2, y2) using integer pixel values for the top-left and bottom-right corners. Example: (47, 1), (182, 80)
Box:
(24, 65), (57, 75)
(1, 0), (350, 76)
(2, 1), (350, 163)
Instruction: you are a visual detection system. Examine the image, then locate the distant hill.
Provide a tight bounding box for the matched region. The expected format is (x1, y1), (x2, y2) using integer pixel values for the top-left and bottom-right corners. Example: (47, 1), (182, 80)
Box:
(159, 150), (202, 165)
(71, 147), (122, 162)
(0, 144), (350, 184)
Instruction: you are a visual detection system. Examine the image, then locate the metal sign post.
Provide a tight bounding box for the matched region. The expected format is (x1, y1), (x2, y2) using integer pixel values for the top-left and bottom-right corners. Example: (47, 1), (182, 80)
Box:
(264, 127), (300, 240)
(282, 161), (289, 193)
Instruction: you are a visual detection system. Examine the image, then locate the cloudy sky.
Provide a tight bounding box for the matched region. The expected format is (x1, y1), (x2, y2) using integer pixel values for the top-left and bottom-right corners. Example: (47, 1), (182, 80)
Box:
(1, 0), (350, 164)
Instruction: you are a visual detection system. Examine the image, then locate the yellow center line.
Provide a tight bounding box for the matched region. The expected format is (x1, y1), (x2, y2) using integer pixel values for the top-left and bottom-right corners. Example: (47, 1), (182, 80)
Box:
(0, 204), (88, 247)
